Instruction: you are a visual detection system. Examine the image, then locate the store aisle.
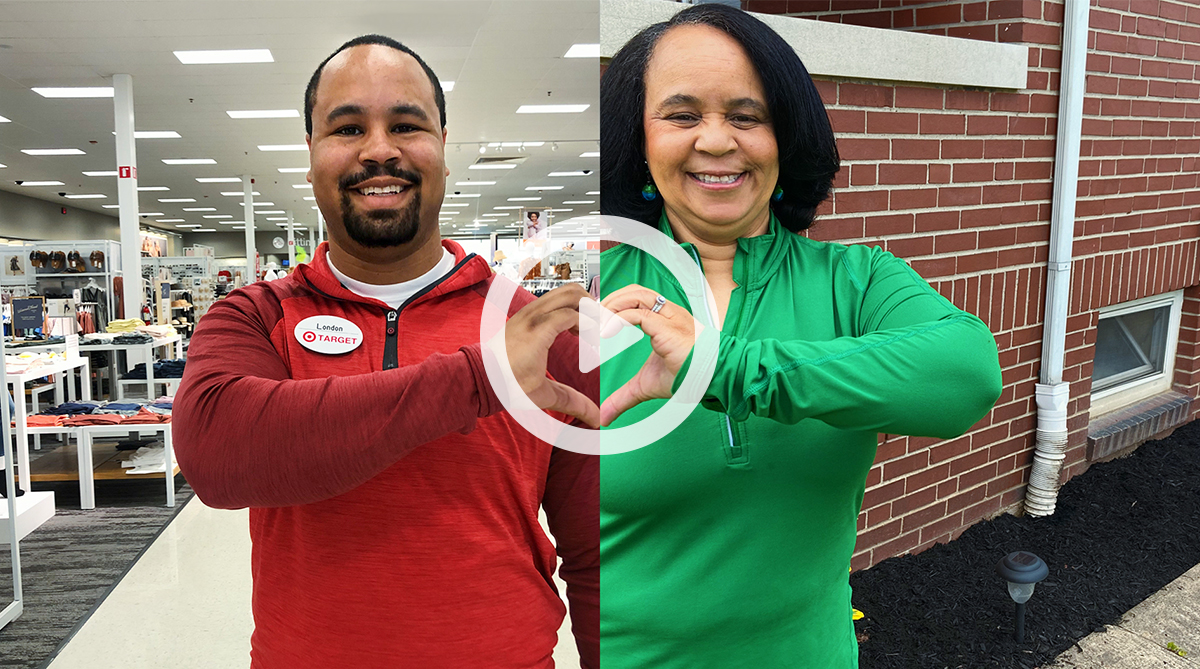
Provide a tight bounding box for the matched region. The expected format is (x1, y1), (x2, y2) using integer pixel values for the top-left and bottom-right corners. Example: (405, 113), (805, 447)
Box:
(45, 500), (253, 668)
(43, 498), (581, 668)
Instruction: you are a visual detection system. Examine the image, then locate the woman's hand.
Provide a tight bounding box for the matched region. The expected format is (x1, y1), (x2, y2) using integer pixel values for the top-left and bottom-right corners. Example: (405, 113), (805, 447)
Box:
(600, 285), (702, 426)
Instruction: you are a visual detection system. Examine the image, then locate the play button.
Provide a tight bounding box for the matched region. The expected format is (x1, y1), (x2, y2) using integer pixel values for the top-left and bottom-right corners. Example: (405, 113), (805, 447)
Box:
(578, 297), (643, 373)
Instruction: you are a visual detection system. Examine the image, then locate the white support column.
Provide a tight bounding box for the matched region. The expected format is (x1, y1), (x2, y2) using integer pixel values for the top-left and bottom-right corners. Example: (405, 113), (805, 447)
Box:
(242, 175), (256, 283)
(317, 210), (325, 247)
(287, 211), (296, 268)
(113, 74), (141, 319)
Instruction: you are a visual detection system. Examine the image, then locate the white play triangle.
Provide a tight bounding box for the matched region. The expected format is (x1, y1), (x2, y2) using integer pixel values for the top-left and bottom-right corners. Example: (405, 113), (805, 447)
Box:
(578, 297), (645, 373)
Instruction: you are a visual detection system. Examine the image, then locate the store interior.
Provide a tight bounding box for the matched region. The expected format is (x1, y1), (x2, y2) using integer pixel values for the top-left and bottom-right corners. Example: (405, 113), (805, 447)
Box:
(0, 2), (598, 666)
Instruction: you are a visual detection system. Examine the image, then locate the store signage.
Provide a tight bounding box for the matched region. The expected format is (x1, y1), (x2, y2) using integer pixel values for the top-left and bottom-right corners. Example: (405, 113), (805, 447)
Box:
(294, 315), (363, 355)
(118, 166), (137, 179)
(12, 297), (45, 330)
(65, 334), (80, 358)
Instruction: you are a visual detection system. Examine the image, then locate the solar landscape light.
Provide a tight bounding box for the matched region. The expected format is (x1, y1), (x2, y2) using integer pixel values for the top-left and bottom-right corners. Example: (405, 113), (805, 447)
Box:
(995, 551), (1049, 643)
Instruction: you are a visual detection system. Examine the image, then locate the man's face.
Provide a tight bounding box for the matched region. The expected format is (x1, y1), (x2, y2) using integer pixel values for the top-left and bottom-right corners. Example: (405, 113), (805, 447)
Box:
(307, 45), (448, 249)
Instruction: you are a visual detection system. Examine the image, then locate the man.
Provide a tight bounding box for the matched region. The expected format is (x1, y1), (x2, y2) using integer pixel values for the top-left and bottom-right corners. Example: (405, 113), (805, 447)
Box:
(174, 34), (599, 669)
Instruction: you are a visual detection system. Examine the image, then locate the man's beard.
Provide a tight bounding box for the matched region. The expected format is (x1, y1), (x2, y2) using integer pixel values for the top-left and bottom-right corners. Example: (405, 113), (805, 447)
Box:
(337, 165), (426, 248)
(339, 189), (423, 248)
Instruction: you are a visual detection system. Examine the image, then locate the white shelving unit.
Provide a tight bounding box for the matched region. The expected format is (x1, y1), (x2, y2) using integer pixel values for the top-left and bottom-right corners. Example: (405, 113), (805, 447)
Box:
(28, 240), (123, 322)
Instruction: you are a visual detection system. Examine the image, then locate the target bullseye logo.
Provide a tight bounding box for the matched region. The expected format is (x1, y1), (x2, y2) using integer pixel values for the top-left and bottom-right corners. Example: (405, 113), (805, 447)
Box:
(302, 331), (317, 343)
(479, 215), (719, 456)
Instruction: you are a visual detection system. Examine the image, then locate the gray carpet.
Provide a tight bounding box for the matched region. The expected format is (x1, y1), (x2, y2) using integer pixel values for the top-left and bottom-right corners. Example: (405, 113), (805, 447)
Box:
(0, 477), (194, 669)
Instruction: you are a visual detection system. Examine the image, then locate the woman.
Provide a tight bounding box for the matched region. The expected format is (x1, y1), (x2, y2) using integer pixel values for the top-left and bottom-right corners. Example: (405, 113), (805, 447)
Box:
(597, 4), (1003, 667)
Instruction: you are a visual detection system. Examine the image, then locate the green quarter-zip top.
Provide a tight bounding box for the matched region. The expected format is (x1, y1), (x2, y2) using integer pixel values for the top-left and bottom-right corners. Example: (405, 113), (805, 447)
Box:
(599, 214), (1002, 668)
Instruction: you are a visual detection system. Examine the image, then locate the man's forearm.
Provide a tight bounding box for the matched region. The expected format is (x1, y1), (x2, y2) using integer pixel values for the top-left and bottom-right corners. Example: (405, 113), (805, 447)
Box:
(174, 298), (499, 509)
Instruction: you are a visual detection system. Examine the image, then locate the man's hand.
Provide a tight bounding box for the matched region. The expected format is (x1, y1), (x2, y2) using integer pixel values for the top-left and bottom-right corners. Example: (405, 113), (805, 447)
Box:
(505, 283), (601, 428)
(599, 285), (700, 427)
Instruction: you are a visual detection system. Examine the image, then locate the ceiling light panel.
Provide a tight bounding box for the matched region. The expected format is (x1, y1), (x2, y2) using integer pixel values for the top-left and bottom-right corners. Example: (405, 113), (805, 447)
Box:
(135, 131), (181, 139)
(22, 148), (85, 156)
(196, 177), (242, 183)
(137, 186), (169, 191)
(64, 194), (105, 199)
(456, 181), (495, 186)
(32, 87), (113, 98)
(227, 109), (299, 119)
(83, 171), (118, 177)
(162, 158), (216, 165)
(221, 191), (259, 196)
(174, 49), (273, 64)
(549, 171), (589, 177)
(564, 44), (600, 58)
(182, 207), (216, 212)
(159, 198), (195, 203)
(18, 181), (64, 186)
(278, 167), (308, 173)
(257, 144), (307, 152)
(516, 104), (589, 114)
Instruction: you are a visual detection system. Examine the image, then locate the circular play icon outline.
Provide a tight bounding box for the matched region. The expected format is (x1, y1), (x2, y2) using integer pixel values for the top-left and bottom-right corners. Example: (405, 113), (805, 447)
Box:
(479, 215), (720, 455)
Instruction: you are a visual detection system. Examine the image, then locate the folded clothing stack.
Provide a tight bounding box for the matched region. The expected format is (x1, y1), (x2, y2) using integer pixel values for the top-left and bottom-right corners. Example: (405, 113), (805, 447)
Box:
(62, 414), (124, 426)
(62, 407), (170, 426)
(122, 408), (171, 424)
(18, 401), (172, 427)
(122, 359), (186, 379)
(93, 401), (146, 416)
(121, 443), (166, 474)
(6, 337), (66, 349)
(106, 318), (143, 333)
(39, 401), (102, 416)
(112, 333), (155, 345)
(137, 324), (176, 338)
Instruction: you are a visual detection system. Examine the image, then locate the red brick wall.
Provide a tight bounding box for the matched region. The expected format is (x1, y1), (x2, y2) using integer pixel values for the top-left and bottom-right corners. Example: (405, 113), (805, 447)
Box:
(737, 0), (1200, 570)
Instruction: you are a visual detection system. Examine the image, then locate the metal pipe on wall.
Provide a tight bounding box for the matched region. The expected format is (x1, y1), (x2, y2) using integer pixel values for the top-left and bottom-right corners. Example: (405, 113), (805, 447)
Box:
(1026, 0), (1090, 517)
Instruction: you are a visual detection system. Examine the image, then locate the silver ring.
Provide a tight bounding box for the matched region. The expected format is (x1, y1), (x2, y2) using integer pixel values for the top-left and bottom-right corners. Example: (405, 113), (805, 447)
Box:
(650, 295), (666, 314)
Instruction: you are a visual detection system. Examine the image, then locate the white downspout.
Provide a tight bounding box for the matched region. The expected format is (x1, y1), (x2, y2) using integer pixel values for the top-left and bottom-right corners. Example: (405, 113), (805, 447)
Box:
(1025, 0), (1090, 517)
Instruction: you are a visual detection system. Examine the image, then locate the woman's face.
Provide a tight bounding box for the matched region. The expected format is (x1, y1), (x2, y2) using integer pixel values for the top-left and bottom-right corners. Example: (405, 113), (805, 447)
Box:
(643, 24), (779, 241)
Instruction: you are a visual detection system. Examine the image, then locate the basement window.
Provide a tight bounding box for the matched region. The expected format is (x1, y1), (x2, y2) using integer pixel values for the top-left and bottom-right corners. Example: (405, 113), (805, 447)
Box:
(1091, 290), (1183, 416)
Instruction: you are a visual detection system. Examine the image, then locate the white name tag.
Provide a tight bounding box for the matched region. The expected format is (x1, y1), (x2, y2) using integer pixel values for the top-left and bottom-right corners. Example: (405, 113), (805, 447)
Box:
(294, 315), (364, 354)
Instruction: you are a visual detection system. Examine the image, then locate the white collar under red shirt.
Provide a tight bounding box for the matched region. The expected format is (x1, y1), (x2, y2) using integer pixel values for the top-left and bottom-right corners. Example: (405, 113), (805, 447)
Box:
(326, 249), (455, 310)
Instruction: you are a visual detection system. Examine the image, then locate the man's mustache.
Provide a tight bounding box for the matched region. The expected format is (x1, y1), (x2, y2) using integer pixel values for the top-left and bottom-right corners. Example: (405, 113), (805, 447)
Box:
(339, 165), (422, 191)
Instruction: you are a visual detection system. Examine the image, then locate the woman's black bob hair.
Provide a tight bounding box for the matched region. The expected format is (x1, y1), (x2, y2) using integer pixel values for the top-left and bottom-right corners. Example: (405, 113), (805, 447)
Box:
(600, 3), (840, 233)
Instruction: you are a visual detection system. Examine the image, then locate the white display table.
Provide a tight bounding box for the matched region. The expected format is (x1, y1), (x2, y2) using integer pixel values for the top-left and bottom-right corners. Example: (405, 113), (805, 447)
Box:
(0, 489), (55, 544)
(82, 334), (183, 399)
(5, 356), (91, 493)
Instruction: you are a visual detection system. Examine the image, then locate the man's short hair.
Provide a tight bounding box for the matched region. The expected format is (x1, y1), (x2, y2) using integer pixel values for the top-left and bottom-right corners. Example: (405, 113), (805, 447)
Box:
(305, 34), (447, 136)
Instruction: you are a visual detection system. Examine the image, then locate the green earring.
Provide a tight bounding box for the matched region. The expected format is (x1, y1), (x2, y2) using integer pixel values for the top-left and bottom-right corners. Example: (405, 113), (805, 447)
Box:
(772, 185), (784, 202)
(642, 182), (659, 201)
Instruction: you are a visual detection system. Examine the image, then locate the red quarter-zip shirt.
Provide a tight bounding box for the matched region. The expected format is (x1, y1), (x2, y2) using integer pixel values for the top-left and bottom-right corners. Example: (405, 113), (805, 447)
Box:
(174, 241), (598, 668)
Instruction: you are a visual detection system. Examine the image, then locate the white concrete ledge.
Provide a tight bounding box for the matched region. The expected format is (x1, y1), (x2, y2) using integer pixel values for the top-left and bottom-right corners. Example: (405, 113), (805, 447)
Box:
(601, 0), (1029, 91)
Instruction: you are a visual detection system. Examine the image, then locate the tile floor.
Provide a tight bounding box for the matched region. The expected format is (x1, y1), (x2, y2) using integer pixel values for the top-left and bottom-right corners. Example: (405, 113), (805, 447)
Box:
(44, 498), (580, 668)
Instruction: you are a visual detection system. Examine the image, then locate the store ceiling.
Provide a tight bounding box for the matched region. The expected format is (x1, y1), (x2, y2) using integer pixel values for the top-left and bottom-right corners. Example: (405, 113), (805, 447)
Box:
(0, 0), (600, 239)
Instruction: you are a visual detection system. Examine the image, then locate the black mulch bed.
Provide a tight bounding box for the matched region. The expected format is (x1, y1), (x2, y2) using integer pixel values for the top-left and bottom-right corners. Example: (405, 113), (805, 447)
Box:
(851, 419), (1200, 669)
